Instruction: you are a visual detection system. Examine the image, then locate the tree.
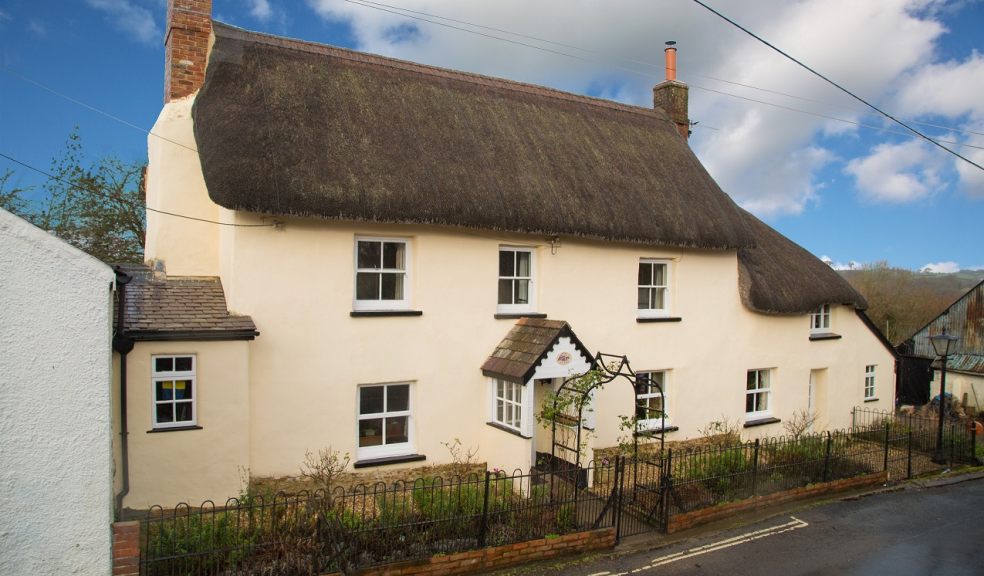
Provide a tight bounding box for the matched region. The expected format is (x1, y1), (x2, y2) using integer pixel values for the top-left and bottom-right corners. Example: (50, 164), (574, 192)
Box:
(4, 129), (146, 263)
(0, 169), (32, 217)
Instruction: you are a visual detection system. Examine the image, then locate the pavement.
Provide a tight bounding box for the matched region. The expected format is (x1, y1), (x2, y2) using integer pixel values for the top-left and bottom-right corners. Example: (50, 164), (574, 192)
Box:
(485, 466), (984, 575)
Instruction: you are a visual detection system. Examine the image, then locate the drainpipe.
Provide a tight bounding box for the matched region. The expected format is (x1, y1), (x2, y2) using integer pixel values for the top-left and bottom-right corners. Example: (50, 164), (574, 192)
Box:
(112, 266), (135, 519)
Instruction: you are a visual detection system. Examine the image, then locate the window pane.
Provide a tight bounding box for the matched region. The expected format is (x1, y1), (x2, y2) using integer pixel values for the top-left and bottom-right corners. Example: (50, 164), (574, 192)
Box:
(653, 264), (666, 286)
(496, 380), (504, 398)
(638, 287), (650, 309)
(156, 381), (174, 401)
(175, 401), (193, 423)
(759, 370), (769, 388)
(380, 273), (404, 300)
(498, 279), (513, 305)
(499, 250), (514, 277)
(388, 385), (409, 412)
(360, 386), (384, 415)
(638, 263), (652, 286)
(496, 400), (504, 422)
(652, 287), (665, 309)
(385, 416), (409, 444)
(173, 380), (192, 400)
(514, 279), (529, 305)
(382, 242), (405, 270)
(156, 403), (174, 424)
(357, 241), (382, 269)
(175, 357), (193, 372)
(758, 392), (769, 412)
(359, 418), (383, 447)
(155, 357), (173, 373)
(356, 272), (380, 300)
(516, 251), (531, 277)
(747, 371), (757, 390)
(746, 393), (755, 413)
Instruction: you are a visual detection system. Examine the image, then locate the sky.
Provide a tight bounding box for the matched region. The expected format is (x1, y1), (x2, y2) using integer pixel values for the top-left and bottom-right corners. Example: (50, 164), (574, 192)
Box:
(1, 0), (982, 272)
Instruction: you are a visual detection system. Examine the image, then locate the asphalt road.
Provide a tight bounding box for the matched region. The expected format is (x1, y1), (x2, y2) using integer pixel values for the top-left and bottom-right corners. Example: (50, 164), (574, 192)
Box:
(531, 476), (984, 576)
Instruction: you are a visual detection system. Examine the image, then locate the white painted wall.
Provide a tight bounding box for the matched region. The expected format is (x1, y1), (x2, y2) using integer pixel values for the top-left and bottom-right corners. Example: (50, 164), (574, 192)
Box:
(0, 209), (116, 575)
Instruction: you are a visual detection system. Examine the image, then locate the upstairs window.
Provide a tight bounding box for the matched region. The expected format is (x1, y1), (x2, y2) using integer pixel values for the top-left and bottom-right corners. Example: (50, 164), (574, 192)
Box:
(864, 365), (876, 399)
(635, 371), (669, 430)
(638, 260), (670, 317)
(810, 304), (831, 334)
(355, 238), (409, 311)
(498, 247), (534, 313)
(152, 355), (196, 429)
(746, 369), (772, 419)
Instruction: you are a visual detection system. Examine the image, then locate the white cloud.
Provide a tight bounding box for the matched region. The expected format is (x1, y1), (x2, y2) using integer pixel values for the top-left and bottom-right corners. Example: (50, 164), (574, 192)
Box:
(845, 139), (946, 203)
(921, 261), (960, 273)
(249, 0), (273, 21)
(86, 0), (160, 46)
(27, 19), (46, 37)
(0, 9), (11, 25)
(820, 255), (860, 270)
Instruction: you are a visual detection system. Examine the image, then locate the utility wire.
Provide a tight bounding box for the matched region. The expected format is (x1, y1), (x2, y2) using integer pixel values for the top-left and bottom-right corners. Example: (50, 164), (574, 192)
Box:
(690, 0), (984, 171)
(0, 152), (275, 228)
(347, 0), (984, 140)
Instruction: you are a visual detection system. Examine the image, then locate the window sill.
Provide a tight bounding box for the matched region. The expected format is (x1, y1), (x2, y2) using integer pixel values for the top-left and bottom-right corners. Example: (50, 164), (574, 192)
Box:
(147, 425), (203, 434)
(864, 397), (880, 403)
(634, 426), (679, 437)
(636, 316), (682, 323)
(353, 454), (426, 469)
(486, 421), (532, 439)
(809, 332), (842, 341)
(350, 310), (423, 317)
(494, 313), (547, 320)
(743, 417), (781, 428)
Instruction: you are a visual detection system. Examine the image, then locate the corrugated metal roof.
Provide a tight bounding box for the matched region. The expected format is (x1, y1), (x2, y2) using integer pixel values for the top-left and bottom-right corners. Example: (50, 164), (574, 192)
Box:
(911, 279), (984, 358)
(932, 354), (984, 375)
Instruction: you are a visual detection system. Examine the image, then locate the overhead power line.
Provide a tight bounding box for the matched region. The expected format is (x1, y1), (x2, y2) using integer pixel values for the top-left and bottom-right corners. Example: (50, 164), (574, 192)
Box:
(0, 152), (275, 228)
(689, 0), (984, 172)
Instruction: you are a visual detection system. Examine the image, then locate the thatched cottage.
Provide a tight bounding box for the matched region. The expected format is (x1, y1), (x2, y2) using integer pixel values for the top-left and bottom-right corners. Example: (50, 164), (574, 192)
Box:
(113, 0), (896, 509)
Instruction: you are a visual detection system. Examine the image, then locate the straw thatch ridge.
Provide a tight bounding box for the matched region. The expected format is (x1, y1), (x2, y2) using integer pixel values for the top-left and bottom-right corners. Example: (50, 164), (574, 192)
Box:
(737, 209), (867, 314)
(192, 22), (754, 250)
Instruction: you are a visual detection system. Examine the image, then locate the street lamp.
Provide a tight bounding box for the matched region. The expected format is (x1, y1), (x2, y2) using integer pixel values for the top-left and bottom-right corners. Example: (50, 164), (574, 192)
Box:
(929, 329), (959, 464)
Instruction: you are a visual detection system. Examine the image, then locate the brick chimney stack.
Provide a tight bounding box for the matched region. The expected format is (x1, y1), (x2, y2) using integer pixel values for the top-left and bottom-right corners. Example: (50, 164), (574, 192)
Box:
(653, 41), (690, 140)
(164, 0), (212, 103)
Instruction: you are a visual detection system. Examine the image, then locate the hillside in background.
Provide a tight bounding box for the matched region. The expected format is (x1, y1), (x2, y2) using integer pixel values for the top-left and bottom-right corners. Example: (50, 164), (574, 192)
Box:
(840, 264), (984, 346)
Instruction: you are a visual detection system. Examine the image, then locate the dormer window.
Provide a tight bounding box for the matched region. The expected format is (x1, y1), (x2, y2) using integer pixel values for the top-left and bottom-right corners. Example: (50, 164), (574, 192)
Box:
(810, 304), (831, 334)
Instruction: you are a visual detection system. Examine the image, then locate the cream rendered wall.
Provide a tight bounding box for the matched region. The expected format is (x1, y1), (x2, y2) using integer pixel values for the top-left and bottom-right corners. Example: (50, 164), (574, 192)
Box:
(123, 340), (250, 508)
(931, 370), (984, 410)
(0, 208), (115, 576)
(144, 96), (220, 277)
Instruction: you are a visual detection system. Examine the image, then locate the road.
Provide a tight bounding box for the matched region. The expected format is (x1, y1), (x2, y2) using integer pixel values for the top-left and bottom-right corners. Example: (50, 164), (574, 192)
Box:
(529, 476), (984, 575)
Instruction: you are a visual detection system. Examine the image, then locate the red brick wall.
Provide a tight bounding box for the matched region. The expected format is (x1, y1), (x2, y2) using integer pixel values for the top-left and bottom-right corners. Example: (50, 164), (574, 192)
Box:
(667, 472), (888, 533)
(326, 528), (616, 576)
(112, 521), (140, 576)
(165, 0), (212, 102)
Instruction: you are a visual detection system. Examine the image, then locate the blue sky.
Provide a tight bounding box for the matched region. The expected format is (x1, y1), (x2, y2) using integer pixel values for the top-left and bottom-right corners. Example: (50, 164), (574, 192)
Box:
(1, 0), (982, 271)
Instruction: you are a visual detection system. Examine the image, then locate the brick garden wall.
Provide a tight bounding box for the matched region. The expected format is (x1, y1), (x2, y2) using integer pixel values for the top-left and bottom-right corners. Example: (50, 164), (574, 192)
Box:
(112, 521), (140, 576)
(325, 528), (616, 576)
(667, 471), (888, 533)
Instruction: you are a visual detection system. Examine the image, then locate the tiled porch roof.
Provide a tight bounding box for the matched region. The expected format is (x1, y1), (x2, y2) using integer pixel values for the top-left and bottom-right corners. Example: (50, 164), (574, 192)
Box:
(482, 318), (590, 383)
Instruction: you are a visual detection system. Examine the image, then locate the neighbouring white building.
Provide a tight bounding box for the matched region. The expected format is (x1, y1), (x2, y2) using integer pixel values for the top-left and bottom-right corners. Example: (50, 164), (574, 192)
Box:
(0, 208), (116, 575)
(113, 0), (896, 510)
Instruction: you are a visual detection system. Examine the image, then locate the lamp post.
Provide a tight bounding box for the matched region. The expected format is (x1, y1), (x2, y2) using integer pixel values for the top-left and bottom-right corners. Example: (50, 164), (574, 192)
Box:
(929, 330), (959, 464)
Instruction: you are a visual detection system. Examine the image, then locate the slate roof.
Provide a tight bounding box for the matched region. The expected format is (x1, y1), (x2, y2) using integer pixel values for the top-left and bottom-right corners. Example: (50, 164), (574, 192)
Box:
(482, 318), (591, 383)
(117, 264), (257, 340)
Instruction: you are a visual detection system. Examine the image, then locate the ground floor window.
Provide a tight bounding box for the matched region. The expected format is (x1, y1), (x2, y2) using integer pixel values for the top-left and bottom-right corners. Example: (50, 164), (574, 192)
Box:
(358, 383), (412, 458)
(746, 369), (772, 418)
(864, 365), (876, 399)
(152, 355), (196, 429)
(635, 371), (668, 430)
(492, 379), (523, 432)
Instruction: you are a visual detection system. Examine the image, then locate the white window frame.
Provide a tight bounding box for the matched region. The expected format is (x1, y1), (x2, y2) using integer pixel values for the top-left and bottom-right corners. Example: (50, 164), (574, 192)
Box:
(864, 365), (876, 399)
(638, 259), (671, 318)
(151, 354), (197, 429)
(491, 378), (524, 432)
(746, 368), (773, 419)
(810, 304), (831, 334)
(497, 246), (536, 314)
(353, 236), (411, 311)
(635, 370), (669, 431)
(356, 382), (414, 460)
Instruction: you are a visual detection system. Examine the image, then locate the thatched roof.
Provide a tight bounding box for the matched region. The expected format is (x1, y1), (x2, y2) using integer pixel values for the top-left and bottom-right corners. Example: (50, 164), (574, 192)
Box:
(192, 22), (864, 316)
(193, 22), (754, 250)
(737, 210), (867, 314)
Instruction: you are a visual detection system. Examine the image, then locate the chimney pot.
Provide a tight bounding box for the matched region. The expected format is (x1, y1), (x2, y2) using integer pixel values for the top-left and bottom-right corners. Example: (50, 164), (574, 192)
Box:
(653, 41), (689, 141)
(664, 40), (678, 82)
